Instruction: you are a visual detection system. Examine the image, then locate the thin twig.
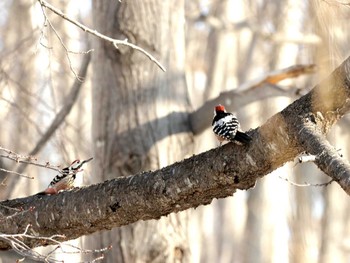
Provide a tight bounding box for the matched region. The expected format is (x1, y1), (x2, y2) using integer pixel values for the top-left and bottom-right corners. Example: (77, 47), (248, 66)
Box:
(35, 13), (52, 53)
(279, 175), (334, 187)
(38, 4), (81, 80)
(0, 168), (33, 179)
(0, 224), (109, 262)
(37, 0), (166, 72)
(0, 146), (60, 173)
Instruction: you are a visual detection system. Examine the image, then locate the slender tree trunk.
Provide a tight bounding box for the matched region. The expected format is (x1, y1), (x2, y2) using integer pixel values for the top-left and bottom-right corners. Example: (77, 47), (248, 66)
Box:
(90, 1), (192, 262)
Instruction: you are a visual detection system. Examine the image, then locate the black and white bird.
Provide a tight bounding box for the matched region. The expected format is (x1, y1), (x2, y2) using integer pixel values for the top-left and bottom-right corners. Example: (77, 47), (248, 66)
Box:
(212, 104), (252, 145)
(37, 157), (93, 195)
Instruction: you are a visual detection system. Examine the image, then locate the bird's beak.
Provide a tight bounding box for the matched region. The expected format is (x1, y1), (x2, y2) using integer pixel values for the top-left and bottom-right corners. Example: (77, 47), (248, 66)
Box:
(82, 157), (93, 165)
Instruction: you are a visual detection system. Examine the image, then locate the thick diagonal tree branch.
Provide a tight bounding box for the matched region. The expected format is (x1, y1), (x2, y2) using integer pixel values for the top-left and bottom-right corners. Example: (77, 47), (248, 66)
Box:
(1, 56), (350, 250)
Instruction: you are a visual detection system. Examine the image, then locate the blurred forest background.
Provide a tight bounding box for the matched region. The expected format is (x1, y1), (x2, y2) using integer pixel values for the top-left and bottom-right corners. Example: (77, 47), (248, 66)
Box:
(1, 0), (350, 262)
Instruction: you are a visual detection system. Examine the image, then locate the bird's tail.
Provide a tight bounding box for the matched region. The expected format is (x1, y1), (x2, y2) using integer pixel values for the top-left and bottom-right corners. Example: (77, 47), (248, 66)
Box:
(34, 187), (57, 196)
(35, 191), (46, 196)
(234, 131), (252, 144)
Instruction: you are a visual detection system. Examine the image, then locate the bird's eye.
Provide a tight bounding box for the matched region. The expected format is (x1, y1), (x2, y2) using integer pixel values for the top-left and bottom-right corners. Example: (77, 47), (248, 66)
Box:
(71, 159), (80, 165)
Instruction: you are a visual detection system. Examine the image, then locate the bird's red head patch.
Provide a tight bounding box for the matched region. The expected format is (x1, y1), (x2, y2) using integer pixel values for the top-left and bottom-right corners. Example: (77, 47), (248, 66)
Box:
(215, 104), (226, 112)
(71, 159), (80, 165)
(70, 157), (93, 170)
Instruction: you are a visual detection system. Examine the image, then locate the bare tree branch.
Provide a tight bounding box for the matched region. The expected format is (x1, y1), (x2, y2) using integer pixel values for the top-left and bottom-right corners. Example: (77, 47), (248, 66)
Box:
(278, 175), (333, 187)
(37, 0), (166, 72)
(0, 56), (349, 250)
(236, 64), (317, 91)
(0, 168), (32, 180)
(0, 146), (60, 173)
(0, 224), (109, 262)
(38, 3), (91, 80)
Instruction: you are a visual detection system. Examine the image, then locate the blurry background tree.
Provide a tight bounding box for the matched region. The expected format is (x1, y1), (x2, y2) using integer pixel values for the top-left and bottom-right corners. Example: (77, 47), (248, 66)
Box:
(0, 0), (350, 262)
(86, 1), (191, 262)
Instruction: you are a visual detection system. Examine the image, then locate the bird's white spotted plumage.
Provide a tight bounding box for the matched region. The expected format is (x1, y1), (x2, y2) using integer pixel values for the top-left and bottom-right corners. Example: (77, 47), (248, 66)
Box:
(212, 104), (252, 144)
(213, 114), (240, 141)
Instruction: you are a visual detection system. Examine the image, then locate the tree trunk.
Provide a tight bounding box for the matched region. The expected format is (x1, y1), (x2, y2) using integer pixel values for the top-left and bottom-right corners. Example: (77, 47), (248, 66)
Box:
(90, 1), (192, 262)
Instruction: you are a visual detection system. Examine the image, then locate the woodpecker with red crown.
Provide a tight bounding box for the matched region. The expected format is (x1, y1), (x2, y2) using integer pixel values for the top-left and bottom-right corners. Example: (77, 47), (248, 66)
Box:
(37, 157), (93, 195)
(212, 104), (252, 145)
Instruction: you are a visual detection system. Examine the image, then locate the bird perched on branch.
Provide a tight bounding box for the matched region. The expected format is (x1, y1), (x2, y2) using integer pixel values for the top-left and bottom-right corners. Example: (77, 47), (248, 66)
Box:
(212, 104), (252, 145)
(36, 157), (93, 195)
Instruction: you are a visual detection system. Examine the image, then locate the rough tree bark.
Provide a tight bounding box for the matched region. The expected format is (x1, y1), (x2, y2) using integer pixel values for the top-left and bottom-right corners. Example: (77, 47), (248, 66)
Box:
(88, 1), (191, 262)
(1, 55), (350, 251)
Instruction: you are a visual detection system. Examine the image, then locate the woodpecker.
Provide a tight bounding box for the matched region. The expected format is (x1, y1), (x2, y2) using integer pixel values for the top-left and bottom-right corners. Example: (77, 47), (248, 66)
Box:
(212, 104), (252, 145)
(37, 157), (93, 195)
